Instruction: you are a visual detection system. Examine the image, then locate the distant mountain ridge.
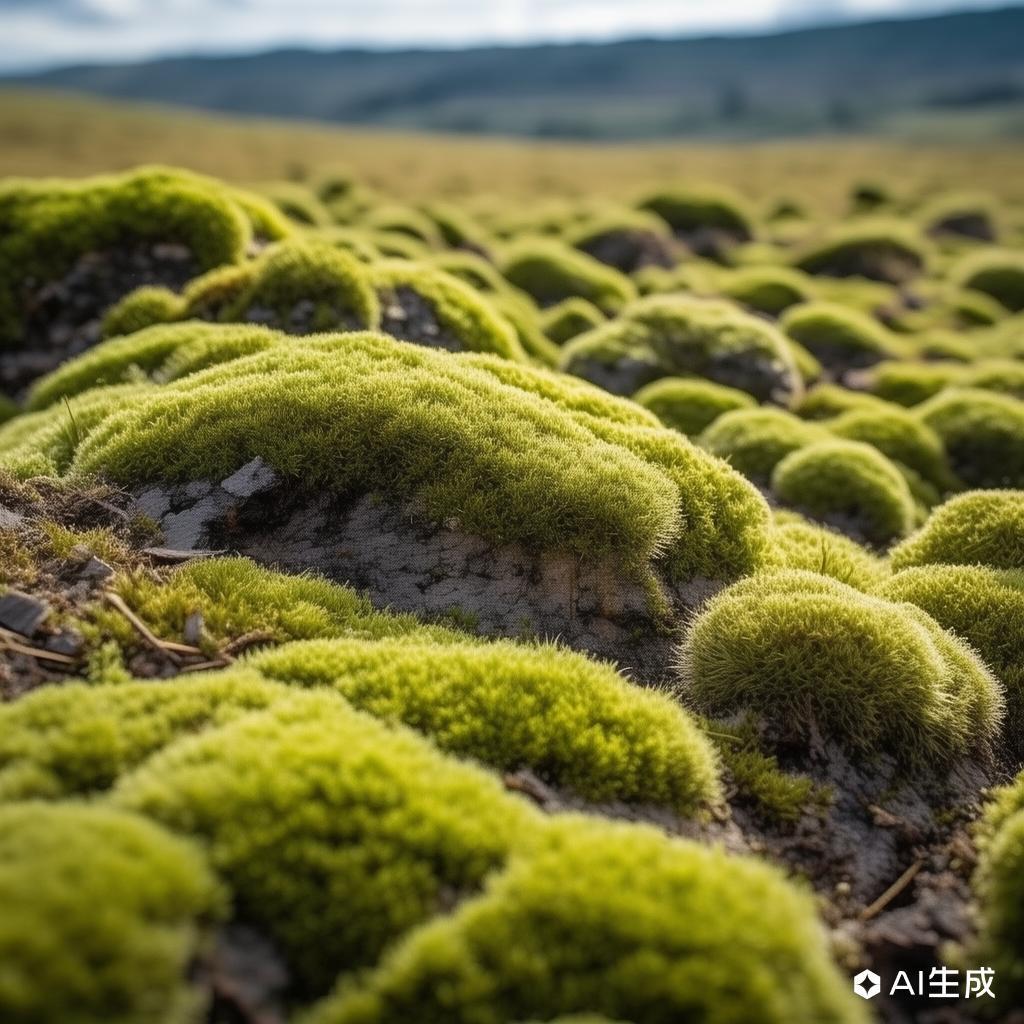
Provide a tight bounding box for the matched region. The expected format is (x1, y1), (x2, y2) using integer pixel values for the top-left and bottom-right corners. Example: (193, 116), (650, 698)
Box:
(5, 5), (1024, 139)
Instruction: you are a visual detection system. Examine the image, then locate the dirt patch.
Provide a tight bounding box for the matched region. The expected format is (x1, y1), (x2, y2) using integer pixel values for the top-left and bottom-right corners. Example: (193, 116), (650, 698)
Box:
(6, 242), (199, 398)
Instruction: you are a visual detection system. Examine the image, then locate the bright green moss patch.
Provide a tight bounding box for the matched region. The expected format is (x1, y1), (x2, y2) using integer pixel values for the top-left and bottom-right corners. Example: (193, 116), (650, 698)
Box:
(540, 298), (606, 345)
(881, 565), (1024, 739)
(866, 359), (964, 407)
(794, 220), (928, 284)
(112, 693), (541, 993)
(916, 388), (1024, 488)
(954, 249), (1024, 312)
(0, 801), (223, 1024)
(771, 440), (917, 544)
(770, 509), (890, 591)
(633, 377), (755, 436)
(562, 294), (802, 403)
(890, 490), (1024, 570)
(306, 816), (866, 1024)
(246, 637), (720, 813)
(699, 407), (826, 483)
(679, 570), (1002, 764)
(794, 383), (894, 420)
(500, 239), (637, 313)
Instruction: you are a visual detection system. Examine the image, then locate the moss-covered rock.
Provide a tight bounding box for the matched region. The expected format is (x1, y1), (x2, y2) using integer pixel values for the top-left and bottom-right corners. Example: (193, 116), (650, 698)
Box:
(699, 407), (826, 483)
(633, 377), (755, 436)
(567, 210), (679, 274)
(719, 265), (814, 317)
(780, 301), (905, 374)
(679, 570), (1003, 764)
(257, 180), (332, 227)
(890, 490), (1024, 570)
(954, 249), (1024, 312)
(562, 295), (802, 402)
(793, 383), (894, 421)
(305, 816), (866, 1024)
(637, 184), (755, 258)
(0, 801), (224, 1024)
(771, 439), (917, 544)
(866, 359), (964, 407)
(500, 240), (636, 314)
(112, 692), (542, 994)
(919, 191), (998, 242)
(794, 221), (928, 284)
(916, 388), (1024, 488)
(540, 298), (606, 345)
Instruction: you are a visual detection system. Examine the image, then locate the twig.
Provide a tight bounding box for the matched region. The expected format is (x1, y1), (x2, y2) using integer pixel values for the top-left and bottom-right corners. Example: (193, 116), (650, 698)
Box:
(0, 638), (77, 664)
(102, 592), (204, 665)
(860, 859), (924, 921)
(221, 630), (275, 657)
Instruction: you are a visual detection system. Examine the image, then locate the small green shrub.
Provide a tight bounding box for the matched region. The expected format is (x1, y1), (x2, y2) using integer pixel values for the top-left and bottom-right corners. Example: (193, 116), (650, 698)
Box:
(794, 220), (928, 283)
(500, 239), (637, 313)
(246, 637), (720, 812)
(770, 509), (890, 592)
(881, 564), (1024, 739)
(780, 301), (905, 372)
(634, 377), (755, 436)
(954, 250), (1024, 312)
(679, 570), (1002, 763)
(916, 388), (1024, 488)
(890, 490), (1024, 570)
(699, 407), (825, 483)
(306, 816), (867, 1024)
(771, 439), (917, 544)
(562, 294), (802, 403)
(112, 692), (542, 994)
(0, 801), (224, 1024)
(540, 298), (606, 345)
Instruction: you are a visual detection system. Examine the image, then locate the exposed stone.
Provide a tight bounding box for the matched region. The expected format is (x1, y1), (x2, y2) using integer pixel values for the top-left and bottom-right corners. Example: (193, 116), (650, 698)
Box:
(220, 458), (281, 499)
(0, 590), (50, 637)
(78, 556), (114, 582)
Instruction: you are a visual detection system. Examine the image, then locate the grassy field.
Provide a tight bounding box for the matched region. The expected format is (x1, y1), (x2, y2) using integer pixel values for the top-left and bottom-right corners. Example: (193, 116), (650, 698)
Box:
(4, 88), (1024, 215)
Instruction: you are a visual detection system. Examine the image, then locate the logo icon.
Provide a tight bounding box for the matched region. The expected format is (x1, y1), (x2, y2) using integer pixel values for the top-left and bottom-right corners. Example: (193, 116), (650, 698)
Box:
(853, 970), (881, 1000)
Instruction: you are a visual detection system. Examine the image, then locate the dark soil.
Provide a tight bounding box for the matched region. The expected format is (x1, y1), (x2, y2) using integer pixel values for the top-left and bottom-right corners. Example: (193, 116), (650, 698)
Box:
(378, 285), (466, 351)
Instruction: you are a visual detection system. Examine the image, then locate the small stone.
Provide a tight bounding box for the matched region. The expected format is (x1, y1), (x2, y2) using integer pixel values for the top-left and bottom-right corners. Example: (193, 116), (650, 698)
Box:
(160, 494), (232, 550)
(0, 590), (50, 637)
(44, 629), (85, 658)
(79, 556), (115, 582)
(221, 458), (280, 499)
(183, 611), (205, 647)
(135, 487), (172, 520)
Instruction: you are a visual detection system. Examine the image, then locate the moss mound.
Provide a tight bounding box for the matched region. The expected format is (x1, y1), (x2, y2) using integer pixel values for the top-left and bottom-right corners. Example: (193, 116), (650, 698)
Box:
(1, 329), (773, 583)
(699, 407), (826, 483)
(771, 440), (917, 545)
(954, 249), (1024, 312)
(770, 509), (890, 592)
(890, 490), (1024, 570)
(679, 570), (1002, 764)
(540, 298), (606, 345)
(881, 564), (1024, 741)
(562, 295), (802, 403)
(306, 816), (866, 1024)
(793, 383), (894, 420)
(916, 388), (1024, 488)
(0, 801), (223, 1024)
(499, 240), (636, 313)
(633, 377), (755, 436)
(794, 221), (928, 284)
(780, 301), (904, 373)
(567, 210), (678, 274)
(637, 185), (755, 244)
(719, 265), (814, 316)
(112, 692), (541, 994)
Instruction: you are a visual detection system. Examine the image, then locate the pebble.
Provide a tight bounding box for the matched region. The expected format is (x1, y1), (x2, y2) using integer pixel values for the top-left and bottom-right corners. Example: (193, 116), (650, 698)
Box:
(0, 590), (51, 637)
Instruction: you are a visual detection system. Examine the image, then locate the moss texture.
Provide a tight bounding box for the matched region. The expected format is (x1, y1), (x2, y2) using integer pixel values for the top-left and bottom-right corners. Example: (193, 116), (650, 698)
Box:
(780, 301), (905, 371)
(633, 377), (755, 436)
(0, 801), (223, 1024)
(637, 185), (755, 241)
(699, 407), (826, 483)
(679, 570), (1002, 764)
(719, 266), (814, 316)
(305, 817), (866, 1024)
(954, 249), (1024, 312)
(794, 220), (928, 283)
(540, 298), (606, 345)
(890, 490), (1024, 570)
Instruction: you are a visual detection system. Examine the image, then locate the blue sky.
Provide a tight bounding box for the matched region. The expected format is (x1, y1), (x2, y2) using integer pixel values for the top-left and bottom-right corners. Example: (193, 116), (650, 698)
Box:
(0, 0), (1013, 72)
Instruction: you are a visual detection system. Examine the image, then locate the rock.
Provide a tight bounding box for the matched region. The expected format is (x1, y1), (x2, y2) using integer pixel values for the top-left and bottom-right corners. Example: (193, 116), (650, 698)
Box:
(183, 612), (205, 647)
(44, 629), (85, 658)
(135, 487), (172, 520)
(220, 458), (280, 499)
(0, 591), (50, 637)
(160, 494), (233, 551)
(79, 556), (115, 582)
(142, 546), (225, 563)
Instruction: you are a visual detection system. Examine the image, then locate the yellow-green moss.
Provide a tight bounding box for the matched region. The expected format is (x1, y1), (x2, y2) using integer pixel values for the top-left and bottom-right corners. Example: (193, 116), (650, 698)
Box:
(633, 377), (755, 436)
(699, 407), (826, 483)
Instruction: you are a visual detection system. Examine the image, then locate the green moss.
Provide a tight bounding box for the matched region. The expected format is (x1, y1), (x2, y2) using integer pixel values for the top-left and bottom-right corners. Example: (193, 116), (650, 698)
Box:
(246, 637), (720, 813)
(919, 191), (998, 241)
(916, 388), (1024, 488)
(370, 260), (527, 360)
(719, 266), (814, 316)
(954, 249), (1024, 312)
(101, 285), (182, 338)
(0, 166), (254, 346)
(679, 570), (1002, 764)
(881, 565), (1024, 739)
(2, 329), (772, 584)
(0, 394), (19, 424)
(566, 209), (677, 272)
(540, 298), (606, 345)
(793, 383), (894, 421)
(699, 407), (826, 483)
(890, 490), (1024, 570)
(771, 439), (917, 545)
(867, 359), (964, 407)
(637, 184), (755, 241)
(111, 692), (542, 993)
(305, 816), (866, 1024)
(562, 294), (802, 403)
(770, 509), (891, 591)
(360, 204), (443, 247)
(827, 406), (957, 493)
(257, 181), (332, 227)
(500, 239), (637, 314)
(420, 202), (491, 251)
(780, 301), (905, 371)
(633, 376), (755, 436)
(0, 801), (223, 1024)
(794, 220), (928, 284)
